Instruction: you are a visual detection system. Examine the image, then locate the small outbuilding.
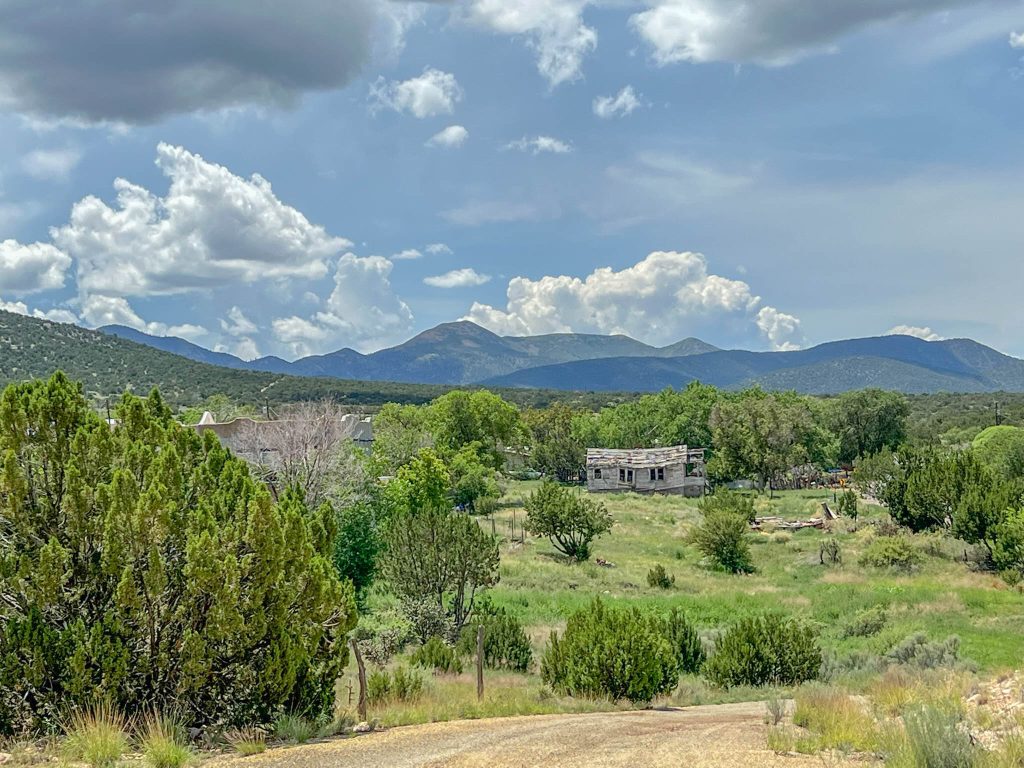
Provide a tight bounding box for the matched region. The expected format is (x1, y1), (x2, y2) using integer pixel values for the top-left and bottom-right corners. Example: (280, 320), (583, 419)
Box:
(586, 445), (707, 497)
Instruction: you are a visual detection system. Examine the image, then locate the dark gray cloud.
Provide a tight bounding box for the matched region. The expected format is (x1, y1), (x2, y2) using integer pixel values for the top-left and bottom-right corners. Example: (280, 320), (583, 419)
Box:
(0, 0), (387, 123)
(631, 0), (1010, 65)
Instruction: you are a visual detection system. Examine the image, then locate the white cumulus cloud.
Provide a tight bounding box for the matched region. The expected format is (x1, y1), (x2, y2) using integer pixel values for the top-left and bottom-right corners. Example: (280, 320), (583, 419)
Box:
(504, 135), (573, 154)
(886, 325), (944, 341)
(52, 143), (349, 298)
(630, 0), (986, 66)
(426, 242), (453, 255)
(369, 68), (463, 118)
(0, 300), (77, 324)
(593, 86), (642, 119)
(392, 248), (424, 260)
(220, 306), (258, 336)
(424, 268), (491, 288)
(273, 253), (413, 356)
(460, 0), (597, 87)
(0, 239), (72, 295)
(756, 306), (803, 352)
(1011, 30), (1024, 48)
(464, 250), (801, 349)
(427, 124), (469, 148)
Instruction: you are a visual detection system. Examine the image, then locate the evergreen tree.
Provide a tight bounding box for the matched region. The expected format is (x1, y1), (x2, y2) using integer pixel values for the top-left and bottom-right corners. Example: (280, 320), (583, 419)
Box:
(0, 374), (356, 733)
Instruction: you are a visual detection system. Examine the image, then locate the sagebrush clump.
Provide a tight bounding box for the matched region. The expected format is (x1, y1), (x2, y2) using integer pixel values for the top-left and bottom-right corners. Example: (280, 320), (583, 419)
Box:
(859, 536), (924, 571)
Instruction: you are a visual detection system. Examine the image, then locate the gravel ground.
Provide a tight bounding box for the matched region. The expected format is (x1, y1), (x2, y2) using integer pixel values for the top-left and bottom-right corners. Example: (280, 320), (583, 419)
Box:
(204, 702), (823, 768)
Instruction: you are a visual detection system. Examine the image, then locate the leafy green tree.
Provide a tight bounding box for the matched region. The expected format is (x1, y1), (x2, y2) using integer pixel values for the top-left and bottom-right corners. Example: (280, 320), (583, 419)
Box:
(333, 501), (381, 602)
(579, 383), (721, 450)
(524, 482), (613, 561)
(524, 403), (585, 481)
(428, 390), (521, 470)
(828, 389), (909, 464)
(699, 489), (756, 522)
(449, 444), (501, 511)
(371, 403), (432, 475)
(384, 448), (451, 515)
(0, 374), (355, 733)
(709, 390), (821, 495)
(973, 426), (1024, 481)
(690, 499), (753, 574)
(381, 505), (499, 639)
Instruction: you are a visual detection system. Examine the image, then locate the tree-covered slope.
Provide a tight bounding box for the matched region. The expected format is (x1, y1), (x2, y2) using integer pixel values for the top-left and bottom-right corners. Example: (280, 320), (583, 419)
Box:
(0, 311), (618, 410)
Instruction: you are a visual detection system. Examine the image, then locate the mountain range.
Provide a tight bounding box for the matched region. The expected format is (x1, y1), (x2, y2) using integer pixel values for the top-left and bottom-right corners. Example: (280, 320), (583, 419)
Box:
(97, 319), (1024, 395)
(100, 322), (721, 385)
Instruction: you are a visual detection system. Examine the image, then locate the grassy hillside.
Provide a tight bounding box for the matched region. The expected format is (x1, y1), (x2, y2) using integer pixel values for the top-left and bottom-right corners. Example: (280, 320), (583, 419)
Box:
(351, 484), (1024, 730)
(0, 311), (628, 411)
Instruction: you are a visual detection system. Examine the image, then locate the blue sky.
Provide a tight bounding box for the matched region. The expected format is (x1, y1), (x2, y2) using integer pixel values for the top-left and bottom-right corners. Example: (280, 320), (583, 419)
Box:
(1, 0), (1023, 360)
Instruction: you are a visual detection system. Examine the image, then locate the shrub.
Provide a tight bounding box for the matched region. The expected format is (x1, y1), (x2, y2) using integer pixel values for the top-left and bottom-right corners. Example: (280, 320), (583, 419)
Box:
(382, 504), (500, 639)
(819, 538), (842, 566)
(690, 507), (753, 573)
(840, 606), (888, 639)
(699, 490), (757, 523)
(139, 714), (193, 768)
(457, 599), (533, 673)
(647, 564), (675, 589)
(61, 705), (130, 768)
(355, 608), (415, 667)
(666, 608), (706, 674)
(704, 614), (821, 689)
(764, 697), (785, 726)
(524, 482), (613, 562)
(273, 713), (317, 744)
(366, 666), (424, 705)
(896, 704), (977, 768)
(859, 536), (923, 571)
(838, 490), (858, 520)
(224, 727), (266, 756)
(0, 376), (356, 733)
(540, 599), (679, 703)
(410, 637), (464, 675)
(885, 634), (964, 670)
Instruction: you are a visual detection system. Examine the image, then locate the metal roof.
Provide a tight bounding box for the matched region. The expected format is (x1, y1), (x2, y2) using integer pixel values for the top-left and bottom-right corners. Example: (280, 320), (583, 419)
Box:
(586, 445), (704, 468)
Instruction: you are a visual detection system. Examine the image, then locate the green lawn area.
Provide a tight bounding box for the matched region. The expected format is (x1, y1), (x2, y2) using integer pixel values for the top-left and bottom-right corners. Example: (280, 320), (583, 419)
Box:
(482, 482), (1024, 674)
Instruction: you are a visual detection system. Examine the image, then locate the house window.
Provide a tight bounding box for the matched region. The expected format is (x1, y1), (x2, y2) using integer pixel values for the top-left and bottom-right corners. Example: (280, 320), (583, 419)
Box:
(593, 468), (602, 479)
(658, 467), (665, 481)
(627, 469), (634, 482)
(619, 468), (626, 482)
(649, 468), (657, 481)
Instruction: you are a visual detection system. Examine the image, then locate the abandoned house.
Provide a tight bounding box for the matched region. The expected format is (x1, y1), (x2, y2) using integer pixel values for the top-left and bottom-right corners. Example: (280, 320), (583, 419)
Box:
(586, 445), (708, 497)
(191, 411), (374, 461)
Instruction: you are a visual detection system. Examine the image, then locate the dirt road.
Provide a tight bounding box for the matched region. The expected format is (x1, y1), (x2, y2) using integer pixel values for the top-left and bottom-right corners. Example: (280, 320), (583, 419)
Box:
(205, 702), (821, 768)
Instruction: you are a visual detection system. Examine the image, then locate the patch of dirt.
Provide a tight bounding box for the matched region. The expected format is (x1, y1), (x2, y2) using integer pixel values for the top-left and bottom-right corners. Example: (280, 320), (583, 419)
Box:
(204, 703), (822, 768)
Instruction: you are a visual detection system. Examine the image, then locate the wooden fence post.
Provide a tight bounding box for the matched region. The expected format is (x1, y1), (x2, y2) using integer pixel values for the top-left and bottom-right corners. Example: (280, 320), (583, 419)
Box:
(476, 625), (484, 701)
(349, 638), (368, 722)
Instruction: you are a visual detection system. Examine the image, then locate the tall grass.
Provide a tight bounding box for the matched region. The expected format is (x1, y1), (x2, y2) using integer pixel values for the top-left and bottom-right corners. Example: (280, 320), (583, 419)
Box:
(223, 727), (267, 756)
(883, 704), (977, 768)
(273, 713), (318, 744)
(61, 704), (131, 768)
(139, 713), (193, 768)
(792, 685), (877, 752)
